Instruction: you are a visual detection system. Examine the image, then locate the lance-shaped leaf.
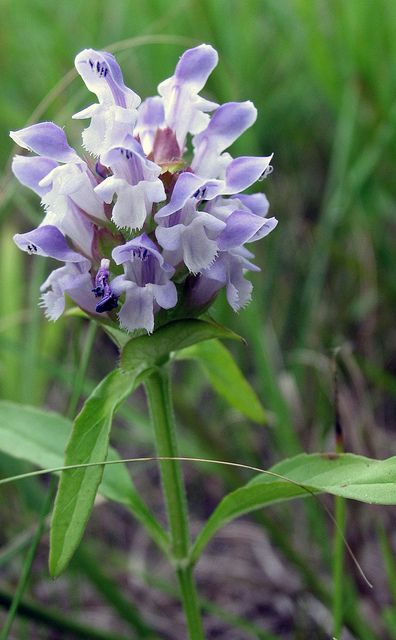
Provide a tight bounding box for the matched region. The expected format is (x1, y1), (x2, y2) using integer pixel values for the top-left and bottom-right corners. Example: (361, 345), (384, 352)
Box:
(191, 452), (396, 563)
(0, 400), (167, 553)
(50, 367), (152, 577)
(175, 339), (266, 423)
(121, 318), (242, 372)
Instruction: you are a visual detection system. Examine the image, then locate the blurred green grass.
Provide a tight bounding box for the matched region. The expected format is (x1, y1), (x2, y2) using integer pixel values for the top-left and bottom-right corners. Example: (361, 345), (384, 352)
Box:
(1, 0), (396, 637)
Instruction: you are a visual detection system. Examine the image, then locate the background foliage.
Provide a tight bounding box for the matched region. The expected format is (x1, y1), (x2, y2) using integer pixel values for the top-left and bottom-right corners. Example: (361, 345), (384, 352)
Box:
(1, 0), (396, 638)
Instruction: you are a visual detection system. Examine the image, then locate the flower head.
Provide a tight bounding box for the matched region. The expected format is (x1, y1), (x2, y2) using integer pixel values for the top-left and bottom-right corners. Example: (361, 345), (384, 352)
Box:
(11, 44), (276, 334)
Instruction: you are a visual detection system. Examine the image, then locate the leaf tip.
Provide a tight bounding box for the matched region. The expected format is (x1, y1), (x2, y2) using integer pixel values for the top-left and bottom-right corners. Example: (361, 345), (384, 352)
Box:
(48, 553), (62, 579)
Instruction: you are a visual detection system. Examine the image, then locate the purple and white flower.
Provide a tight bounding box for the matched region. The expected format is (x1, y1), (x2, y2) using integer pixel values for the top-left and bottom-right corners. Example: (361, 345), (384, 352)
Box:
(154, 160), (275, 275)
(73, 49), (141, 157)
(13, 224), (96, 320)
(111, 234), (177, 333)
(157, 44), (219, 152)
(95, 136), (165, 230)
(39, 260), (96, 321)
(191, 101), (257, 178)
(156, 199), (225, 274)
(189, 247), (260, 312)
(11, 44), (277, 333)
(10, 122), (104, 257)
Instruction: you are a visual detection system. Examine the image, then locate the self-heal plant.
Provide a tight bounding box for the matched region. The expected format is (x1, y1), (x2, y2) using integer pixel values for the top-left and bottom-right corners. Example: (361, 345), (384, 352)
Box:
(6, 41), (396, 640)
(10, 44), (277, 639)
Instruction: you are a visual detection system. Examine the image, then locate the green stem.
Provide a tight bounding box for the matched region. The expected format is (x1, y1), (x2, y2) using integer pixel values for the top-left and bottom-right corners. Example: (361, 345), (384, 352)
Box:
(176, 565), (205, 637)
(144, 366), (204, 640)
(332, 494), (346, 638)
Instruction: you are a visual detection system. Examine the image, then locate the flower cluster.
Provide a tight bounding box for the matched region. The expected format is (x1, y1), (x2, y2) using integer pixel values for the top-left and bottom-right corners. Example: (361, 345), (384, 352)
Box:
(11, 45), (277, 333)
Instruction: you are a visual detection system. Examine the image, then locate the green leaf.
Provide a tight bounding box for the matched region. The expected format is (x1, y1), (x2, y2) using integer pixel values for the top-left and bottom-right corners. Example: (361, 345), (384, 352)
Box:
(121, 318), (241, 372)
(0, 400), (75, 470)
(191, 452), (396, 562)
(0, 399), (167, 556)
(49, 368), (150, 577)
(175, 339), (266, 423)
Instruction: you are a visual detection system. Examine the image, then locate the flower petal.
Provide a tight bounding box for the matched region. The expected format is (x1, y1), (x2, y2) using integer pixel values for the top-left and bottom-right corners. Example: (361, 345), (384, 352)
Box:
(218, 211), (278, 250)
(151, 280), (177, 309)
(223, 155), (273, 194)
(187, 273), (223, 309)
(10, 123), (80, 163)
(191, 250), (260, 311)
(39, 261), (95, 321)
(95, 176), (165, 230)
(155, 223), (183, 252)
(233, 192), (270, 217)
(158, 44), (219, 148)
(73, 103), (137, 157)
(117, 283), (155, 333)
(181, 217), (221, 273)
(226, 272), (253, 311)
(226, 254), (254, 310)
(13, 225), (88, 262)
(101, 136), (161, 184)
(75, 49), (140, 109)
(11, 155), (58, 197)
(173, 44), (218, 92)
(155, 171), (222, 220)
(194, 101), (257, 151)
(112, 232), (161, 265)
(135, 96), (165, 155)
(192, 101), (257, 177)
(40, 163), (105, 221)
